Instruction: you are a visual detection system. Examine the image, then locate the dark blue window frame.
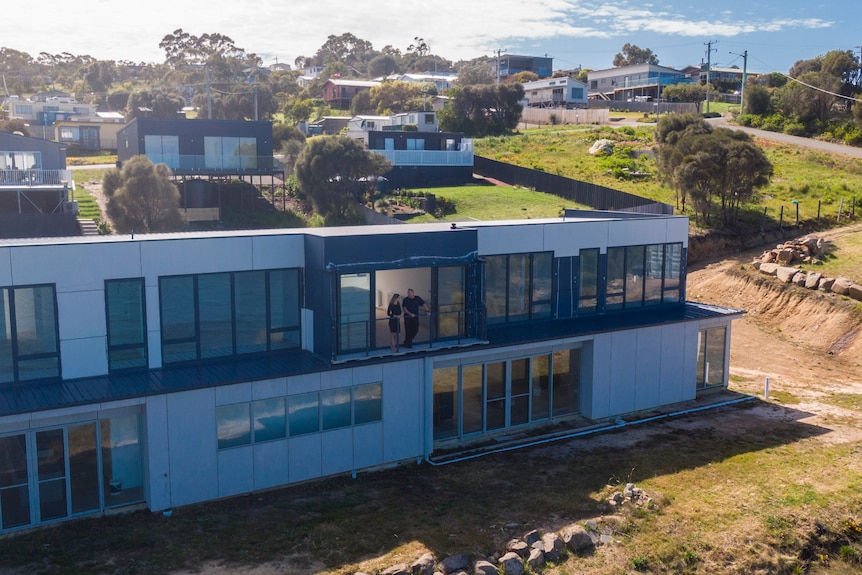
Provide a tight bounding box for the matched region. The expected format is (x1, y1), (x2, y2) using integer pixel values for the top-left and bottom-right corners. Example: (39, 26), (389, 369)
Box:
(159, 268), (301, 365)
(105, 278), (148, 372)
(0, 284), (61, 384)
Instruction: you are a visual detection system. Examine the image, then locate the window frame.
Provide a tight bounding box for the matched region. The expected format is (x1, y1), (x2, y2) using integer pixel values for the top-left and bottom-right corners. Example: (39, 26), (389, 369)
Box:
(159, 268), (301, 365)
(485, 252), (554, 325)
(105, 278), (148, 372)
(0, 284), (61, 384)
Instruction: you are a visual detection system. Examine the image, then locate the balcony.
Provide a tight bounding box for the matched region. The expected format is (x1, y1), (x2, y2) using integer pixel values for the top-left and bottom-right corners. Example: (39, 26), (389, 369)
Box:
(374, 142), (474, 168)
(142, 155), (285, 175)
(0, 169), (71, 189)
(333, 307), (487, 363)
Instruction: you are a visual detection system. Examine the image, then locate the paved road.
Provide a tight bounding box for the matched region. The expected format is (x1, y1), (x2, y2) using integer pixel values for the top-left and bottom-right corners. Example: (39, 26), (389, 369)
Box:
(710, 118), (862, 159)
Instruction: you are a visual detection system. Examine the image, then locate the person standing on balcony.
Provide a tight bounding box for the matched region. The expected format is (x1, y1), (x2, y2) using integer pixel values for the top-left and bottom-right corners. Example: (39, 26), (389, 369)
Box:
(387, 293), (402, 352)
(402, 288), (430, 348)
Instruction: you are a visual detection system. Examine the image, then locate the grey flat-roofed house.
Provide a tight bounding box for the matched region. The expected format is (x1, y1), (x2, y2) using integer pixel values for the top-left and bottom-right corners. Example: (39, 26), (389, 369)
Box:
(0, 211), (740, 533)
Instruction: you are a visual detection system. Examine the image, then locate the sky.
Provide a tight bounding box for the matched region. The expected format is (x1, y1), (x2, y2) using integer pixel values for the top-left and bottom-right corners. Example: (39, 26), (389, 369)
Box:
(3, 0), (858, 75)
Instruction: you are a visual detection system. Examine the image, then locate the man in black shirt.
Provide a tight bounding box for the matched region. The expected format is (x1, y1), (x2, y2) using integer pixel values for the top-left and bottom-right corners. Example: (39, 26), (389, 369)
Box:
(402, 288), (430, 348)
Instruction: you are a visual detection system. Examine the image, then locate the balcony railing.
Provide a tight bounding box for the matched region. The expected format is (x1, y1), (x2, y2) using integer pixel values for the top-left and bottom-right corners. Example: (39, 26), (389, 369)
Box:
(374, 146), (474, 167)
(0, 169), (71, 188)
(334, 307), (486, 361)
(143, 155), (285, 173)
(590, 75), (693, 93)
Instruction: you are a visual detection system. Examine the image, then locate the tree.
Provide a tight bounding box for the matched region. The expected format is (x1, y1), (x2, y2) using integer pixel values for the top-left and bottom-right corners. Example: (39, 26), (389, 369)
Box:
(661, 83), (707, 107)
(350, 89), (374, 115)
(0, 119), (31, 136)
(192, 84), (278, 120)
(294, 136), (391, 219)
(438, 84), (524, 137)
(81, 60), (117, 93)
(744, 84), (772, 115)
(455, 58), (495, 86)
(613, 44), (659, 67)
(125, 87), (184, 120)
(104, 155), (184, 234)
(367, 54), (399, 78)
(369, 81), (424, 114)
(513, 71), (539, 84)
(656, 114), (772, 224)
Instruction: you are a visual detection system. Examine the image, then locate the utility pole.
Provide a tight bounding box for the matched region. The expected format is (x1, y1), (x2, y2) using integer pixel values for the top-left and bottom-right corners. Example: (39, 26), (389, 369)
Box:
(729, 50), (748, 112)
(495, 48), (506, 85)
(704, 40), (717, 114)
(206, 66), (213, 120)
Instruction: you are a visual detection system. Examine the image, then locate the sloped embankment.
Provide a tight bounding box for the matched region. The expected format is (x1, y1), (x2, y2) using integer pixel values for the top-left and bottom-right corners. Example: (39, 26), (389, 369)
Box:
(688, 264), (862, 357)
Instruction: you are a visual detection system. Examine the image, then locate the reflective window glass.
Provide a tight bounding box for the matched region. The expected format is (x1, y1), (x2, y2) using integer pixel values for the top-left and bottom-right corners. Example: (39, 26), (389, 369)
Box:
(253, 398), (286, 442)
(288, 393), (320, 436)
(321, 389), (351, 430)
(217, 404), (251, 449)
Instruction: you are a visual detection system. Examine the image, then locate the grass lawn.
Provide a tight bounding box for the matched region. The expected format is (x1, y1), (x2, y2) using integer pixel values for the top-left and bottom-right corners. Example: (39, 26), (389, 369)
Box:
(475, 126), (862, 231)
(71, 168), (108, 220)
(401, 184), (585, 223)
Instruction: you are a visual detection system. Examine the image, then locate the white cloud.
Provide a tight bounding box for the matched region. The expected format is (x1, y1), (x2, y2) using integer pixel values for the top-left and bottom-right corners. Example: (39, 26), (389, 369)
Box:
(3, 0), (839, 65)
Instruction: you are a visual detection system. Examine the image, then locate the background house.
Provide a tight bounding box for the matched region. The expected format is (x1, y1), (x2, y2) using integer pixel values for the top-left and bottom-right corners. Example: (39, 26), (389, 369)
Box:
(0, 132), (77, 238)
(117, 118), (282, 223)
(495, 54), (554, 79)
(587, 64), (692, 102)
(322, 79), (380, 109)
(521, 77), (588, 108)
(54, 112), (126, 151)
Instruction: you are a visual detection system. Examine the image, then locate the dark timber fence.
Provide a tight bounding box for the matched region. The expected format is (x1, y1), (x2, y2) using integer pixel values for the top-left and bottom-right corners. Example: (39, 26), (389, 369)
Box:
(474, 156), (674, 215)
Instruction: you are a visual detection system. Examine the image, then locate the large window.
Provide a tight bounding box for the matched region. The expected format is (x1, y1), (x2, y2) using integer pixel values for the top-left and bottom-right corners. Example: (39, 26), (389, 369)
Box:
(697, 327), (727, 389)
(433, 349), (581, 440)
(0, 151), (41, 170)
(105, 279), (147, 371)
(0, 412), (144, 533)
(159, 269), (300, 365)
(143, 135), (179, 168)
(217, 383), (382, 450)
(485, 252), (553, 324)
(0, 285), (60, 383)
(578, 249), (599, 315)
(604, 243), (683, 312)
(204, 136), (257, 170)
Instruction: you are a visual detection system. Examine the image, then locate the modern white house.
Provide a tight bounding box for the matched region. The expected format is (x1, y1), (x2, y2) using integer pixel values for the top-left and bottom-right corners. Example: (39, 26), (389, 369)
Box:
(521, 77), (588, 108)
(0, 211), (740, 533)
(587, 64), (692, 102)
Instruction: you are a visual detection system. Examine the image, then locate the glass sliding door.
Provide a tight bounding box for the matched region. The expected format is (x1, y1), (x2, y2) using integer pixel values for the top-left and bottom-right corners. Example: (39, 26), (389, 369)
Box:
(461, 365), (484, 435)
(36, 429), (67, 522)
(433, 366), (459, 440)
(338, 273), (371, 353)
(0, 434), (30, 530)
(68, 423), (100, 515)
(436, 266), (465, 339)
(510, 358), (530, 426)
(485, 362), (506, 431)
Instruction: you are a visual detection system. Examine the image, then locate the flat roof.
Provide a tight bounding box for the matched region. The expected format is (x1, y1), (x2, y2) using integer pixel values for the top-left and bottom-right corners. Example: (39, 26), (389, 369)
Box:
(0, 211), (686, 247)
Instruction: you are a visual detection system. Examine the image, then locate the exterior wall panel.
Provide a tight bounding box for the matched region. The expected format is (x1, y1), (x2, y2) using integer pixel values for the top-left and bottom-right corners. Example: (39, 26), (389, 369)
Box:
(608, 330), (638, 416)
(166, 389), (219, 507)
(585, 334), (613, 419)
(60, 337), (107, 379)
(141, 238), (253, 277)
(218, 447), (254, 498)
(253, 440), (289, 491)
(659, 323), (688, 405)
(634, 327), (663, 411)
(354, 422), (384, 469)
(289, 434), (322, 482)
(477, 224), (545, 256)
(144, 395), (171, 511)
(382, 360), (423, 462)
(321, 428), (354, 476)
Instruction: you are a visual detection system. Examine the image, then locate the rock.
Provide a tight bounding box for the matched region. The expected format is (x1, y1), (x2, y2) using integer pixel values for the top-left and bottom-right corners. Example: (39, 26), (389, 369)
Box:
(819, 277), (835, 291)
(473, 560), (497, 575)
(792, 272), (807, 286)
(776, 248), (795, 264)
(805, 272), (822, 289)
(383, 564), (409, 575)
(439, 555), (469, 574)
(506, 540), (529, 557)
(522, 529), (540, 546)
(412, 553), (437, 575)
(588, 139), (614, 155)
(562, 525), (595, 553)
(526, 548), (544, 570)
(760, 251), (774, 264)
(541, 532), (565, 562)
(498, 552), (524, 575)
(776, 266), (798, 282)
(758, 263), (780, 275)
(849, 284), (862, 301)
(831, 277), (853, 295)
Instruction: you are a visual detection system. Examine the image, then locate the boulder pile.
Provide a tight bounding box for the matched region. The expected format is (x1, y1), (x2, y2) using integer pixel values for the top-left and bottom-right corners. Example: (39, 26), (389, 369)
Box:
(754, 235), (833, 266)
(750, 234), (862, 300)
(356, 484), (653, 575)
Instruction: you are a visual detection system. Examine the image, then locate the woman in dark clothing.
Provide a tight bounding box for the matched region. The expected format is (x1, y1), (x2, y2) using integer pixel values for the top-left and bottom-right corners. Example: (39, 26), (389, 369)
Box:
(387, 293), (402, 352)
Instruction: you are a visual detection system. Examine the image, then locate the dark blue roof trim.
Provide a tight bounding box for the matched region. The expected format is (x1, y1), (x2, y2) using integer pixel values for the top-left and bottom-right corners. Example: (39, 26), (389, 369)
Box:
(0, 350), (327, 418)
(0, 303), (740, 418)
